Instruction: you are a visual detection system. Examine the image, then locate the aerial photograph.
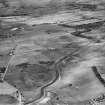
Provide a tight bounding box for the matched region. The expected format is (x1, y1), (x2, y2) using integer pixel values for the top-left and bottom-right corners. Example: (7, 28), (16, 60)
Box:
(0, 0), (105, 105)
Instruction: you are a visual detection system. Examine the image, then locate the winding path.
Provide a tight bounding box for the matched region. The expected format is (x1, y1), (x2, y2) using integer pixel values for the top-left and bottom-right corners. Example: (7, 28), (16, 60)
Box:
(24, 49), (78, 105)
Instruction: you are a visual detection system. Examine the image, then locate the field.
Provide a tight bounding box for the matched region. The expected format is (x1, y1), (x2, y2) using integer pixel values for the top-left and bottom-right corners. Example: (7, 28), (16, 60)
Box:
(0, 0), (105, 105)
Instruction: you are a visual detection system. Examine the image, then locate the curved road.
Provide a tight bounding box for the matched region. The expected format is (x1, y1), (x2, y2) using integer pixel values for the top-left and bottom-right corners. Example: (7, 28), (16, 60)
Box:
(1, 42), (78, 105)
(24, 50), (78, 105)
(24, 59), (60, 105)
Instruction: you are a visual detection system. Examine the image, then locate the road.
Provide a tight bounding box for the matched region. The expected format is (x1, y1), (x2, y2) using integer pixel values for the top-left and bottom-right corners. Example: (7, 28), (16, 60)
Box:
(24, 49), (78, 105)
